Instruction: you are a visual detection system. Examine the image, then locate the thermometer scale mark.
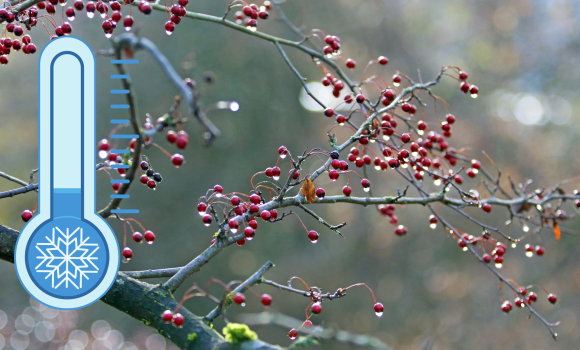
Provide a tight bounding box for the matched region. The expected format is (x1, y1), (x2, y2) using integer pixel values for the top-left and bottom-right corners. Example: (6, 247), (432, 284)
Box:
(109, 58), (139, 214)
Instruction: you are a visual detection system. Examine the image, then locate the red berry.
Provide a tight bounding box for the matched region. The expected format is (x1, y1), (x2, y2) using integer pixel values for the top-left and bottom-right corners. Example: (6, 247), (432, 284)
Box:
(21, 210), (33, 222)
(361, 179), (370, 189)
(197, 202), (207, 214)
(288, 328), (298, 339)
(393, 74), (401, 84)
(373, 303), (384, 317)
(250, 193), (261, 204)
(260, 210), (271, 221)
(324, 108), (334, 117)
(401, 133), (411, 143)
(336, 114), (346, 124)
(233, 292), (245, 305)
(342, 186), (352, 196)
(261, 294), (272, 307)
(316, 188), (325, 199)
(230, 196), (240, 206)
(395, 225), (407, 236)
(165, 21), (175, 35)
(378, 56), (388, 65)
(249, 219), (258, 229)
(446, 114), (456, 124)
(112, 183), (121, 192)
(328, 170), (339, 181)
(501, 301), (512, 313)
(176, 131), (188, 149)
(147, 180), (156, 189)
(278, 146), (288, 157)
(535, 245), (544, 256)
(494, 255), (503, 264)
(311, 302), (322, 314)
(161, 310), (173, 323)
(98, 138), (109, 151)
(528, 292), (538, 302)
(304, 320), (312, 328)
(237, 238), (246, 246)
(459, 71), (468, 80)
(171, 154), (184, 167)
(270, 209), (278, 220)
(202, 214), (212, 226)
(172, 313), (184, 327)
(548, 294), (557, 304)
(460, 81), (470, 93)
(144, 230), (155, 244)
(244, 226), (255, 240)
(122, 247), (133, 260)
(229, 219), (239, 232)
(346, 59), (355, 69)
(132, 232), (143, 243)
(308, 230), (319, 243)
(469, 85), (479, 96)
(482, 203), (492, 213)
(483, 254), (492, 263)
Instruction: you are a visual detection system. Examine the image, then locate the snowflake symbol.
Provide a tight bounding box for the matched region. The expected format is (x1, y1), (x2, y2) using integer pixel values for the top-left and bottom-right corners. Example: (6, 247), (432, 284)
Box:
(35, 227), (100, 289)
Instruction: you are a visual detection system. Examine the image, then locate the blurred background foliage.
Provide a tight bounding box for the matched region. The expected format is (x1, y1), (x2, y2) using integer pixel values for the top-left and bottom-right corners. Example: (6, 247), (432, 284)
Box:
(1, 0), (579, 349)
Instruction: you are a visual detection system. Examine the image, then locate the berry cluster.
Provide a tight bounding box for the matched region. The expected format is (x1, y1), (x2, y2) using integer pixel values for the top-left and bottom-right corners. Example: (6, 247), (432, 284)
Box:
(138, 160), (163, 190)
(120, 217), (155, 262)
(234, 1), (271, 30)
(501, 286), (557, 314)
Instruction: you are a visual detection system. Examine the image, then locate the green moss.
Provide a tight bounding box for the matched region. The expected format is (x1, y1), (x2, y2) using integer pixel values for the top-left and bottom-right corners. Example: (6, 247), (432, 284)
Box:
(187, 333), (198, 342)
(222, 323), (257, 344)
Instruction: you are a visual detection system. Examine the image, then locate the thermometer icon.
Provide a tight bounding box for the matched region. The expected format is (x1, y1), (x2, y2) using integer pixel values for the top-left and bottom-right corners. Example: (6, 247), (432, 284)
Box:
(15, 37), (119, 310)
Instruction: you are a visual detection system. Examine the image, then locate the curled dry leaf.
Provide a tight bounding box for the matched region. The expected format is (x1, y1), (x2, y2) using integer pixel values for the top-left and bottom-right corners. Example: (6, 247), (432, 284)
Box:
(302, 178), (316, 203)
(553, 221), (561, 240)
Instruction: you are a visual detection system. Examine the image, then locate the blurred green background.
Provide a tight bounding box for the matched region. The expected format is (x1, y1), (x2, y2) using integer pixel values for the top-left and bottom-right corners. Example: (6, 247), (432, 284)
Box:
(1, 0), (580, 349)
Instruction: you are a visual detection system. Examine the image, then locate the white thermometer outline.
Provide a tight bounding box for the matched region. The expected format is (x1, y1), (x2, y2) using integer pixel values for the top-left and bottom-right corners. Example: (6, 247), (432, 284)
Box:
(15, 37), (119, 310)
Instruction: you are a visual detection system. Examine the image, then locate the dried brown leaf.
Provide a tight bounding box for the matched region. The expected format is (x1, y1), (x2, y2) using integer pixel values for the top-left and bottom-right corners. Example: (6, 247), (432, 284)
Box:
(302, 178), (316, 203)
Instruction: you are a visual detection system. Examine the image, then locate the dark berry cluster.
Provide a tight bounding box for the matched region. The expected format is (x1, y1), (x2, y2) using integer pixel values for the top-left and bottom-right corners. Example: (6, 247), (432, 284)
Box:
(138, 160), (163, 189)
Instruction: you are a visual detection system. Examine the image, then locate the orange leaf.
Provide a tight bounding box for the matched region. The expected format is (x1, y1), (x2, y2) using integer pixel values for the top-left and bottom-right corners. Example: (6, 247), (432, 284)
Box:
(302, 178), (316, 203)
(553, 221), (561, 240)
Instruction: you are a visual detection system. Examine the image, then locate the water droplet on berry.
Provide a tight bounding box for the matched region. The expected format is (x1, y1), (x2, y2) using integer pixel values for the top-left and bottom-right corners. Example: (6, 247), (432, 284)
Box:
(375, 311), (383, 317)
(231, 228), (238, 234)
(525, 251), (533, 258)
(241, 302), (246, 307)
(522, 225), (529, 232)
(100, 12), (106, 18)
(433, 179), (441, 186)
(383, 135), (390, 141)
(471, 93), (478, 98)
(511, 243), (517, 248)
(495, 263), (502, 268)
(401, 163), (408, 168)
(310, 239), (318, 244)
(105, 32), (112, 38)
(430, 223), (437, 229)
(87, 11), (94, 18)
(68, 14), (75, 20)
(417, 130), (424, 135)
(364, 187), (370, 192)
(98, 150), (108, 159)
(462, 246), (468, 251)
(273, 175), (280, 181)
(204, 222), (211, 227)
